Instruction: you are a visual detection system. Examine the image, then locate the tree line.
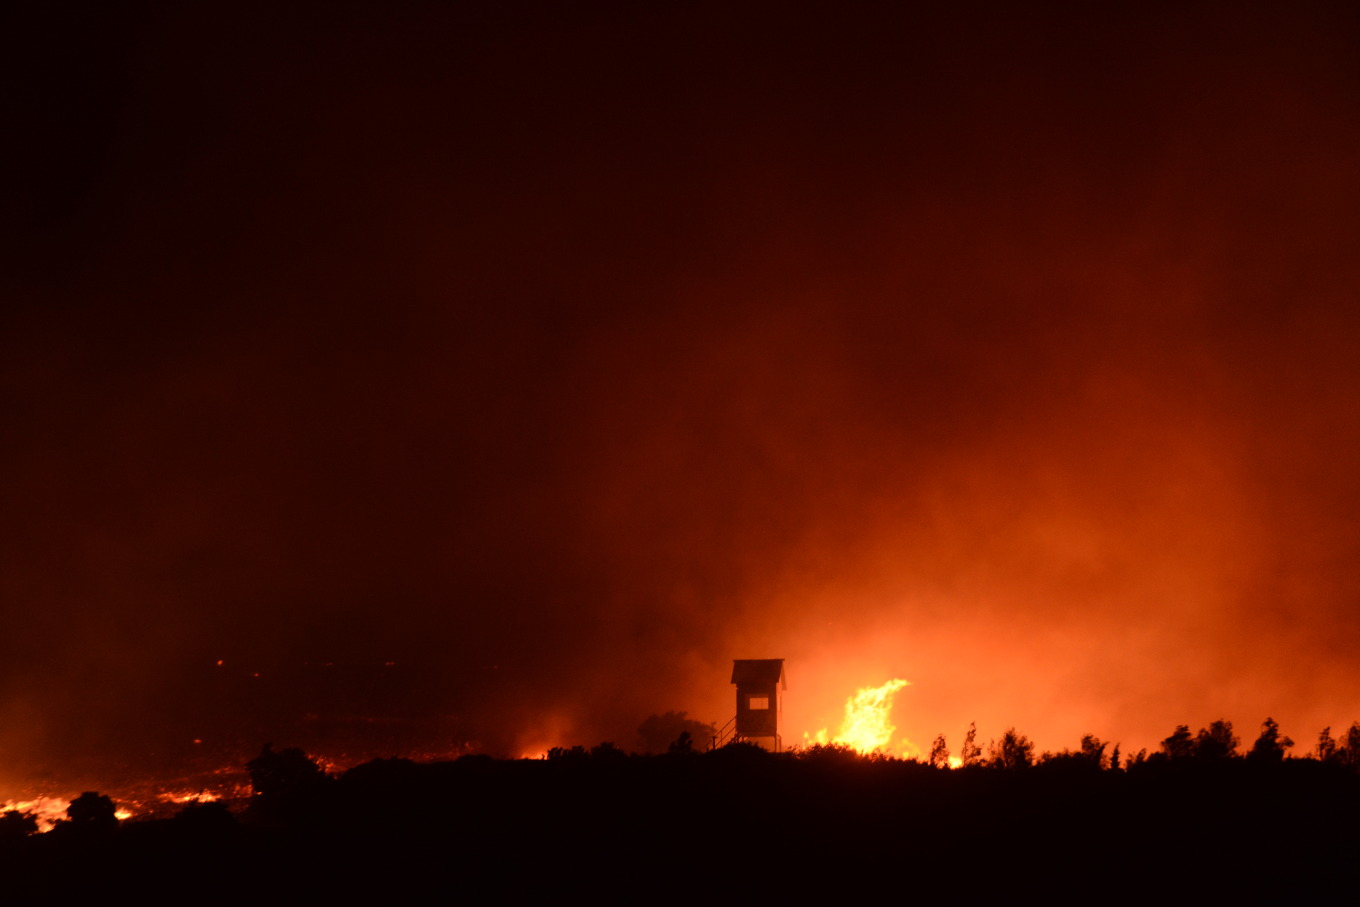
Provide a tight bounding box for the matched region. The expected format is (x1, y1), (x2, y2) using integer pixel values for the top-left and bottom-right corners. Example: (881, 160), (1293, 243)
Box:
(4, 714), (1360, 843)
(3, 716), (1360, 901)
(921, 717), (1360, 771)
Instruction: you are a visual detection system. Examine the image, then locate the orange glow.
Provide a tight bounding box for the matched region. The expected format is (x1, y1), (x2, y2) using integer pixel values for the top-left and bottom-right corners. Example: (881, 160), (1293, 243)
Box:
(159, 791), (220, 805)
(807, 678), (917, 756)
(0, 797), (70, 833)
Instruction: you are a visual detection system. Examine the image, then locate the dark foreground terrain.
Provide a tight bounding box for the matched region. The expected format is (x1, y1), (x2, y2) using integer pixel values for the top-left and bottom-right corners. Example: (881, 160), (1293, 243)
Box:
(4, 744), (1358, 902)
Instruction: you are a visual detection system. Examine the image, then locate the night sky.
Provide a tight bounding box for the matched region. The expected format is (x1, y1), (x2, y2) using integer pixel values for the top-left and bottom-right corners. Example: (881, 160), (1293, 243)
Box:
(5, 1), (1360, 785)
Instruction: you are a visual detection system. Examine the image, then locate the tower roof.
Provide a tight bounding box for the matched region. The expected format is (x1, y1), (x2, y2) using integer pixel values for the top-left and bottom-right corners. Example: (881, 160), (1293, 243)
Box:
(730, 658), (786, 688)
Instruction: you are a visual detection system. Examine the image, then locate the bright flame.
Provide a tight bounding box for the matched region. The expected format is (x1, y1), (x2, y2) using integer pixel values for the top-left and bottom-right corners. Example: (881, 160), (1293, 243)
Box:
(158, 791), (220, 805)
(809, 678), (916, 755)
(0, 797), (70, 833)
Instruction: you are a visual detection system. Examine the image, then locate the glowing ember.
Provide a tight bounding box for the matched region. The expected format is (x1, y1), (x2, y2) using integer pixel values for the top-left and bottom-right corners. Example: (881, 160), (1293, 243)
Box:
(159, 791), (220, 805)
(809, 678), (915, 755)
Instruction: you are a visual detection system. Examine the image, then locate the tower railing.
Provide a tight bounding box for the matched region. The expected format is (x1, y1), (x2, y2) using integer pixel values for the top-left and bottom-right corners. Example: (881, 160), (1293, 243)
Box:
(711, 715), (737, 750)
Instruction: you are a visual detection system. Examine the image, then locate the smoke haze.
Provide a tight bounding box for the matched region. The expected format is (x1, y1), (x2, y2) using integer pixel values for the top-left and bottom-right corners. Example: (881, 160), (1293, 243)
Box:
(4, 2), (1360, 786)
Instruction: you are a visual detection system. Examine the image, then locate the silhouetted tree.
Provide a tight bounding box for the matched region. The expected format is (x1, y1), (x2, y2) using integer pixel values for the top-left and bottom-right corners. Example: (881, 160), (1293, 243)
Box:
(1080, 734), (1109, 769)
(989, 728), (1034, 770)
(1247, 717), (1293, 764)
(1109, 743), (1121, 772)
(1161, 725), (1195, 760)
(65, 791), (118, 833)
(929, 734), (950, 768)
(1040, 734), (1108, 771)
(960, 722), (982, 767)
(0, 809), (38, 842)
(667, 730), (695, 755)
(1338, 721), (1360, 771)
(1316, 726), (1338, 762)
(247, 743), (328, 799)
(1194, 720), (1239, 761)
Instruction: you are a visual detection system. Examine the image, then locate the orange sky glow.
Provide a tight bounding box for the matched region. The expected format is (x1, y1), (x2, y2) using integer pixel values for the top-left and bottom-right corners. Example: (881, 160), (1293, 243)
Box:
(4, 3), (1360, 799)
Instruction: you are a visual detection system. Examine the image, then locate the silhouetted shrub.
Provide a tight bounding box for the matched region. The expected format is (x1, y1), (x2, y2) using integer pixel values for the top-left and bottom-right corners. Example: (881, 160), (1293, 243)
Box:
(988, 728), (1034, 769)
(706, 740), (772, 763)
(1040, 734), (1109, 773)
(172, 799), (238, 834)
(590, 741), (627, 762)
(638, 711), (718, 754)
(65, 792), (118, 833)
(795, 743), (863, 766)
(667, 730), (695, 755)
(247, 743), (329, 799)
(547, 745), (588, 762)
(0, 809), (38, 842)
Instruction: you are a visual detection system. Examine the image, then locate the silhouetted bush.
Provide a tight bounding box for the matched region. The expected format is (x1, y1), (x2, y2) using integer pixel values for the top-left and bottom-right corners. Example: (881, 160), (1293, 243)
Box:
(794, 742), (863, 766)
(546, 745), (588, 762)
(0, 809), (38, 843)
(247, 743), (329, 799)
(667, 730), (696, 755)
(65, 791), (118, 833)
(589, 741), (627, 762)
(705, 740), (772, 765)
(988, 728), (1034, 769)
(172, 799), (239, 834)
(637, 711), (718, 754)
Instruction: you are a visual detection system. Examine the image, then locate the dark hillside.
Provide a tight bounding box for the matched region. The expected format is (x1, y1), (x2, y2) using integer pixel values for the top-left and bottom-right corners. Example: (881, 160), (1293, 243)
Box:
(4, 745), (1357, 901)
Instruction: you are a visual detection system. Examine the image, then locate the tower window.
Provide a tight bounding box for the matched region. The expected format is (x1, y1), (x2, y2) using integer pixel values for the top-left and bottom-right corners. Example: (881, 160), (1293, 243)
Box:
(749, 696), (769, 710)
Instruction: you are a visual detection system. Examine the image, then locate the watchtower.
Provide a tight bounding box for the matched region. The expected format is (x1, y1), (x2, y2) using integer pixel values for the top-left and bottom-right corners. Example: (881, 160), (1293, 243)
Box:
(730, 658), (786, 751)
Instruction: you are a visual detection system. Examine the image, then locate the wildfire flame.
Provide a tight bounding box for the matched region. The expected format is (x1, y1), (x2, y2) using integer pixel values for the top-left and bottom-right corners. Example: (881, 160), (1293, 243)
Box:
(808, 678), (916, 756)
(1, 797), (77, 833)
(160, 791), (221, 805)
